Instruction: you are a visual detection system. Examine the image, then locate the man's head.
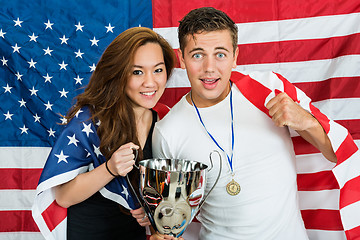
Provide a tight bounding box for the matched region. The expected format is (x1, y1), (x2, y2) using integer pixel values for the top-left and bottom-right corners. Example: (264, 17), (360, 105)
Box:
(177, 7), (239, 108)
(178, 7), (238, 55)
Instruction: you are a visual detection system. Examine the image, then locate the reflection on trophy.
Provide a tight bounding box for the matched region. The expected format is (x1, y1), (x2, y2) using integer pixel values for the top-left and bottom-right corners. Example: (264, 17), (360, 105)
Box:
(127, 151), (221, 238)
(151, 175), (193, 236)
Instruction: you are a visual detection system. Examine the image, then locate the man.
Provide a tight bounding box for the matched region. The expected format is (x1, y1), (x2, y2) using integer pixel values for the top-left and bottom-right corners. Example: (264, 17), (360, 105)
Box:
(152, 7), (350, 240)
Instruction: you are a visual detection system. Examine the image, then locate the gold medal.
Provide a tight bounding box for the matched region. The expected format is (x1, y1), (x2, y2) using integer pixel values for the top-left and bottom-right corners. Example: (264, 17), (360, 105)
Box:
(226, 179), (240, 196)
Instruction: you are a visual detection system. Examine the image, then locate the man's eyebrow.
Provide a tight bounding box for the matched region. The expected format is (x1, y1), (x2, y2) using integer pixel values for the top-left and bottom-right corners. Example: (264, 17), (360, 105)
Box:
(215, 47), (230, 52)
(188, 47), (231, 54)
(189, 48), (204, 54)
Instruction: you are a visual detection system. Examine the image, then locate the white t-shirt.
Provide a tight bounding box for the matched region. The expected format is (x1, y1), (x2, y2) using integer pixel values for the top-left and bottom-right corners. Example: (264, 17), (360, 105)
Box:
(152, 84), (308, 240)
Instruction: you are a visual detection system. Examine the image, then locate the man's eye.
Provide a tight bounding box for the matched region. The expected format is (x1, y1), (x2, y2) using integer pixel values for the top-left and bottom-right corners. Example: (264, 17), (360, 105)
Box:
(133, 70), (143, 75)
(155, 68), (163, 73)
(193, 53), (202, 59)
(217, 53), (226, 58)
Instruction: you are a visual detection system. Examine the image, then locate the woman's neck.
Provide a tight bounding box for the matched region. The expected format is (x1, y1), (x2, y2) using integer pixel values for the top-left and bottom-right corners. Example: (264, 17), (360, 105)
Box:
(133, 107), (153, 149)
(133, 107), (148, 123)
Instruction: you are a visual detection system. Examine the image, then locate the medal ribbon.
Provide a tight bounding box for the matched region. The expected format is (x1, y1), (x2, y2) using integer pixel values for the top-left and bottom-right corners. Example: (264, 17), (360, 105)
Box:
(191, 83), (235, 173)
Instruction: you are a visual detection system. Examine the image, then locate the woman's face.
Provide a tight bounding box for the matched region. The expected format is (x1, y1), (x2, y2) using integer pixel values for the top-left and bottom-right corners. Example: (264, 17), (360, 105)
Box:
(126, 42), (167, 110)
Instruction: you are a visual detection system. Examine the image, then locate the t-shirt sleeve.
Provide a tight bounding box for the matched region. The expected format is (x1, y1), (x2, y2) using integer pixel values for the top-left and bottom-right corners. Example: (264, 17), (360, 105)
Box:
(152, 123), (173, 159)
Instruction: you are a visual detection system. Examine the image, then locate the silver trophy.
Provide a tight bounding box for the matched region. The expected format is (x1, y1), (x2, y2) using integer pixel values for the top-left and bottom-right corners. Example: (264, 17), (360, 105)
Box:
(127, 151), (222, 238)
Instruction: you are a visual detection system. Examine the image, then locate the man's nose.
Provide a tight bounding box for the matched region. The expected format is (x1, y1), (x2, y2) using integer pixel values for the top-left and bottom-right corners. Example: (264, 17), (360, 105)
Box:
(203, 57), (215, 72)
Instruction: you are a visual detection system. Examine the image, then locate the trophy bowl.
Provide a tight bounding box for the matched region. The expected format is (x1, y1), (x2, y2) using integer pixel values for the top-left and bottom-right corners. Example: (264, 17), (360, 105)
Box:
(127, 151), (221, 238)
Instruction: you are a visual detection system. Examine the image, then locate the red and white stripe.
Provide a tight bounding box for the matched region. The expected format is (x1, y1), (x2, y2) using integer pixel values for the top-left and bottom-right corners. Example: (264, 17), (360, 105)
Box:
(0, 147), (50, 239)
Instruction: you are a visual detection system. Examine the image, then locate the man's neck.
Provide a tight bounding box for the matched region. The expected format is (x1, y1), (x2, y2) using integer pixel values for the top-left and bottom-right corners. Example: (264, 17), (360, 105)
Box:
(186, 83), (231, 108)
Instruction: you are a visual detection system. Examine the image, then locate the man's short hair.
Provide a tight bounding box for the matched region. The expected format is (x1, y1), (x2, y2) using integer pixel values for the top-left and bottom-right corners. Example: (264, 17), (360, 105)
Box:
(178, 7), (238, 54)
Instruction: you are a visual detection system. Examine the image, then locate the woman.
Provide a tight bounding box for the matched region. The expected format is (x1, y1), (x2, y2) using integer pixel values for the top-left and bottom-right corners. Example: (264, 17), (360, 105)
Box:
(32, 27), (175, 240)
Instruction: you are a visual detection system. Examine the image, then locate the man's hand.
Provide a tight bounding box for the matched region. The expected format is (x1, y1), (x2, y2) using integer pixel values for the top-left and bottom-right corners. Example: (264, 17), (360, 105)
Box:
(266, 92), (317, 131)
(266, 91), (337, 163)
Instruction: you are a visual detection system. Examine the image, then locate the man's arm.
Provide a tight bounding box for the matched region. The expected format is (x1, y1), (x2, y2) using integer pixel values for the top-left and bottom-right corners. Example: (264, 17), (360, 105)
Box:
(266, 92), (337, 163)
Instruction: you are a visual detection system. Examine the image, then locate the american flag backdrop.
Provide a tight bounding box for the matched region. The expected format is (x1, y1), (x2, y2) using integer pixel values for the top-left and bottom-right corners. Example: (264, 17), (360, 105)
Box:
(0, 0), (153, 239)
(0, 0), (359, 240)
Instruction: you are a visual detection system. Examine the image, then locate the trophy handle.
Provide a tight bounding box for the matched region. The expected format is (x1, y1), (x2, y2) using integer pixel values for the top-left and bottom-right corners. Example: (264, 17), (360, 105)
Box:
(125, 147), (155, 224)
(125, 147), (144, 208)
(198, 150), (222, 209)
(126, 168), (156, 226)
(131, 147), (139, 169)
(125, 146), (141, 207)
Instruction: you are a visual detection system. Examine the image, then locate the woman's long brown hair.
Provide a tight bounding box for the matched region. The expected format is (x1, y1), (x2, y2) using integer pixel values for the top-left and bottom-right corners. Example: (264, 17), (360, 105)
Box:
(66, 27), (175, 194)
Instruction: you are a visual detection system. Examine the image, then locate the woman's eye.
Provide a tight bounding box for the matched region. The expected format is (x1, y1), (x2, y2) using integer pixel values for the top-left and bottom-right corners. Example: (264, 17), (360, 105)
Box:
(133, 70), (143, 75)
(154, 68), (163, 73)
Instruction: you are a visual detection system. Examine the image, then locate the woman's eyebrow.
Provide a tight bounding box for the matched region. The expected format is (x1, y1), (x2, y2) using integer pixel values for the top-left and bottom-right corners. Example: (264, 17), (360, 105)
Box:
(133, 62), (165, 68)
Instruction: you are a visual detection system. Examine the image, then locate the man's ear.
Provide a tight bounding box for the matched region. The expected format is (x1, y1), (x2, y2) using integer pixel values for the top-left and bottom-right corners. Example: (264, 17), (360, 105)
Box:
(233, 47), (239, 69)
(177, 48), (186, 69)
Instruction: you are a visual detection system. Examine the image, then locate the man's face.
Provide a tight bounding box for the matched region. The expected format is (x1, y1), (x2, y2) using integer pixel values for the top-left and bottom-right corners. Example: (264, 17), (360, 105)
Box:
(179, 30), (238, 107)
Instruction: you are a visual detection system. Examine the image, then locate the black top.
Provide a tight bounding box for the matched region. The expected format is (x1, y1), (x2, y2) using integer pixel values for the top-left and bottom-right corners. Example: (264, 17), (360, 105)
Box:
(67, 110), (157, 240)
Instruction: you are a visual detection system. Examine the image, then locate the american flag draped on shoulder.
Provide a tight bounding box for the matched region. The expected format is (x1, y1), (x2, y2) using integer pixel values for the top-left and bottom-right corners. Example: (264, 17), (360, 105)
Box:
(32, 106), (139, 240)
(1, 0), (360, 239)
(230, 70), (360, 239)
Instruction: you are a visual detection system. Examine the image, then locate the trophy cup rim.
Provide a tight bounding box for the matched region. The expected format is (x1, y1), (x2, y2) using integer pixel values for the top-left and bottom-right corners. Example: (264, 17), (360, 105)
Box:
(138, 158), (209, 173)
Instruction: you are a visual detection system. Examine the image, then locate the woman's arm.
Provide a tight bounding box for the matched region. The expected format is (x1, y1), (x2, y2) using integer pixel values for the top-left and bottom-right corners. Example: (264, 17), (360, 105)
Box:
(55, 142), (139, 208)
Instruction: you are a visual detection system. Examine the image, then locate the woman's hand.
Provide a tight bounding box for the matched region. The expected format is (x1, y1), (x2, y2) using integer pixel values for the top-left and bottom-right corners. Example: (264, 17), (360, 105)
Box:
(106, 142), (139, 177)
(130, 207), (151, 227)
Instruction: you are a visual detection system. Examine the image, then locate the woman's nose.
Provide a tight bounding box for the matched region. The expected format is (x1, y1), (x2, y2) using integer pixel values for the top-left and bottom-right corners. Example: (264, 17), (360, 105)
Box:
(143, 72), (156, 87)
